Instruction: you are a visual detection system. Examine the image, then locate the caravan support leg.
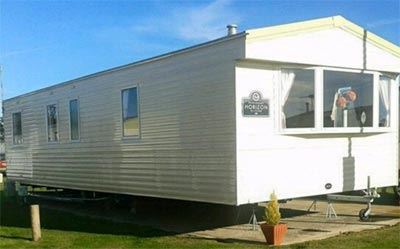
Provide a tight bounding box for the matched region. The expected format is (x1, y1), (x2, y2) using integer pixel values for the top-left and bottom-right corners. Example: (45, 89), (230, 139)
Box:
(307, 200), (317, 212)
(248, 205), (258, 231)
(325, 201), (337, 219)
(359, 202), (372, 221)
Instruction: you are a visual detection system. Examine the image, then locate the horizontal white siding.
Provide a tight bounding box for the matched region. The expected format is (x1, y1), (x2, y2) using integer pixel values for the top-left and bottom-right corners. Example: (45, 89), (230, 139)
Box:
(4, 37), (245, 205)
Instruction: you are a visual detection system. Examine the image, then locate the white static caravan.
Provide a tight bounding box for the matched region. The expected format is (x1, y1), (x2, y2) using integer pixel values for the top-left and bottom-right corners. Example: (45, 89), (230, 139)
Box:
(4, 16), (399, 206)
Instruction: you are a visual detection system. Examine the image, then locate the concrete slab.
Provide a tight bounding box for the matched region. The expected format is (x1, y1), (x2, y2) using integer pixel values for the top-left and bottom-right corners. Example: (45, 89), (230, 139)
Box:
(184, 199), (400, 246)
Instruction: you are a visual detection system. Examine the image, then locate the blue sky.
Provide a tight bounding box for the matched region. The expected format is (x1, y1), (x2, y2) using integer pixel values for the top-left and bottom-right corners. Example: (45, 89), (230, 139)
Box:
(1, 0), (399, 103)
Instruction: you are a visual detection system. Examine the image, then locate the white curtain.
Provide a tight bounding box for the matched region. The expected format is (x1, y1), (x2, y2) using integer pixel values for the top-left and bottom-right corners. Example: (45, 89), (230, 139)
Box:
(281, 70), (295, 128)
(330, 92), (339, 126)
(379, 77), (390, 126)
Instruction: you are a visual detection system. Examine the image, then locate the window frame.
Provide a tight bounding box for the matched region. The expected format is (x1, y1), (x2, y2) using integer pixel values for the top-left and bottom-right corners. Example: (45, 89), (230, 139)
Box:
(279, 66), (318, 133)
(12, 111), (23, 145)
(322, 69), (375, 129)
(121, 85), (141, 139)
(280, 66), (394, 135)
(68, 98), (81, 142)
(45, 103), (60, 143)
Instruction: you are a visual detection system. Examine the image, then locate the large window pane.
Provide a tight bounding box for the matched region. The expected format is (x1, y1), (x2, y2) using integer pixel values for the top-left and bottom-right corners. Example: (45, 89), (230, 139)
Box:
(122, 87), (139, 137)
(69, 99), (80, 140)
(282, 69), (315, 128)
(12, 112), (23, 144)
(324, 71), (373, 128)
(47, 104), (58, 142)
(378, 76), (390, 127)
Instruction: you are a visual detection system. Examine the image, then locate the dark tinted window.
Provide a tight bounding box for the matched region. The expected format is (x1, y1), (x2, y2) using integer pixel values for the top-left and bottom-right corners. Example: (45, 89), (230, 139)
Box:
(122, 87), (140, 136)
(324, 71), (373, 128)
(282, 69), (315, 128)
(47, 104), (58, 142)
(12, 112), (23, 144)
(69, 99), (80, 140)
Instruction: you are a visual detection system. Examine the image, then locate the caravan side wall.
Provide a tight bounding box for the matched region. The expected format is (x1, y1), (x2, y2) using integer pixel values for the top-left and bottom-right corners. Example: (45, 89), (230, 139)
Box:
(235, 27), (399, 205)
(4, 37), (245, 205)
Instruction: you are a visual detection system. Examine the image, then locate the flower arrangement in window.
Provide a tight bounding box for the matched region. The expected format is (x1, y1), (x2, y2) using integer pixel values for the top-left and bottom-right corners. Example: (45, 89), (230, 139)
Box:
(335, 87), (357, 109)
(331, 87), (358, 127)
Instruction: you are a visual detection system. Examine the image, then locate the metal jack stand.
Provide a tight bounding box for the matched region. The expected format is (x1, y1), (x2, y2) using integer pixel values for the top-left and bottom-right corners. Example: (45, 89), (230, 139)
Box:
(325, 201), (337, 219)
(248, 204), (258, 231)
(307, 200), (317, 212)
(326, 176), (380, 221)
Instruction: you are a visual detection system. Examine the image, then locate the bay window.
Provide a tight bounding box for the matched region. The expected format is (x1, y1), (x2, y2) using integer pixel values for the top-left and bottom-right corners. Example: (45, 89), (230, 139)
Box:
(281, 67), (393, 132)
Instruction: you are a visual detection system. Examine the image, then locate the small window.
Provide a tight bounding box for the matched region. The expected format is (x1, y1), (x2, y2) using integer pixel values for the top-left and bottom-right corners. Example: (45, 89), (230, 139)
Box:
(122, 87), (140, 137)
(69, 99), (80, 140)
(378, 76), (391, 127)
(12, 112), (23, 144)
(324, 71), (373, 128)
(46, 104), (59, 142)
(281, 69), (315, 128)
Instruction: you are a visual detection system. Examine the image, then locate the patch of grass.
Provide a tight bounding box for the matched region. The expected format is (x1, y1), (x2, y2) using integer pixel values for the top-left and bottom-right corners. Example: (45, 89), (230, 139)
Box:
(0, 226), (250, 249)
(1, 183), (399, 249)
(0, 188), (263, 249)
(2, 222), (399, 249)
(284, 224), (400, 249)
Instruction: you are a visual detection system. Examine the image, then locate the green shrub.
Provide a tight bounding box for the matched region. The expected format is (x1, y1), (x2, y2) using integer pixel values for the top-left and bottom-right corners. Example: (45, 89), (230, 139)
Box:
(264, 192), (281, 225)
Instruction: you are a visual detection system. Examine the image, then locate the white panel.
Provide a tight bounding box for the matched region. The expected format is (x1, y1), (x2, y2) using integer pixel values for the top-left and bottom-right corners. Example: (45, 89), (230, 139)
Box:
(235, 66), (276, 204)
(246, 28), (400, 73)
(235, 66), (398, 205)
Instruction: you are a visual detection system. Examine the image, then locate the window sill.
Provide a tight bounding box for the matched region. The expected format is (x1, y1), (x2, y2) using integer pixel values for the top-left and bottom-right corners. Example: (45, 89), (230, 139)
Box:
(47, 141), (60, 144)
(280, 127), (393, 136)
(122, 136), (142, 142)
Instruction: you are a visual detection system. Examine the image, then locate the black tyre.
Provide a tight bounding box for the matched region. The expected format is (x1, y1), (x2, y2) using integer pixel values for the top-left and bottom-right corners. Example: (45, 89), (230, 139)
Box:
(359, 208), (369, 221)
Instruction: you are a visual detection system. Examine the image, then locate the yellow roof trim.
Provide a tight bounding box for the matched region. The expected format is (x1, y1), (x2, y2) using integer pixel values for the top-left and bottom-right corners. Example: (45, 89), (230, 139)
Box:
(247, 16), (400, 58)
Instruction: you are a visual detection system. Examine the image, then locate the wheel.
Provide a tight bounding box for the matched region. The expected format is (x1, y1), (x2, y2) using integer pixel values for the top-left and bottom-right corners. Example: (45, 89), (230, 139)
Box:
(359, 208), (369, 221)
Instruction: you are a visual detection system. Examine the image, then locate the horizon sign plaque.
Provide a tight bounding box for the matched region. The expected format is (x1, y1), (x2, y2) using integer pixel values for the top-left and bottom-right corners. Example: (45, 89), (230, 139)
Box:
(242, 91), (269, 117)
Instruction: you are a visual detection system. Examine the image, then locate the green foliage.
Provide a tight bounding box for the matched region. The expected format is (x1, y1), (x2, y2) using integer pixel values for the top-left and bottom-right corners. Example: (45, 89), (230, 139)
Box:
(264, 192), (281, 225)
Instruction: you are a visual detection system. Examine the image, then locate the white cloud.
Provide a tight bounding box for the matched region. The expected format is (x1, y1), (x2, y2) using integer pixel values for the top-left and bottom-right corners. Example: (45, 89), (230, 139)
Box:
(134, 0), (242, 42)
(367, 18), (400, 28)
(93, 0), (242, 58)
(94, 25), (173, 56)
(174, 0), (242, 41)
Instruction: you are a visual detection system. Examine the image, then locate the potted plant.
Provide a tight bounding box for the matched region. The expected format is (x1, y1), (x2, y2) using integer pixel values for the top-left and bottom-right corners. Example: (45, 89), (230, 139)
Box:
(260, 192), (288, 245)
